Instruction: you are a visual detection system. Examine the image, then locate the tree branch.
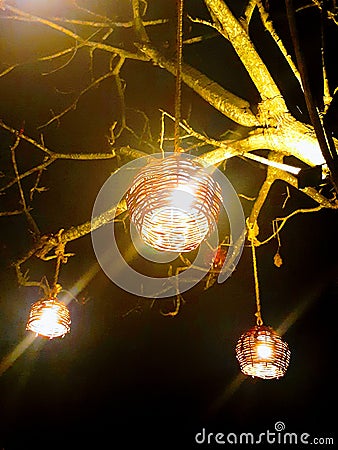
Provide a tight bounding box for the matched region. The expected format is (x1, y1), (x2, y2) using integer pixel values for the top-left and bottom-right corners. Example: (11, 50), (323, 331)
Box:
(2, 3), (149, 62)
(255, 0), (303, 88)
(13, 200), (127, 269)
(10, 136), (40, 235)
(240, 0), (257, 31)
(136, 42), (259, 127)
(204, 0), (288, 120)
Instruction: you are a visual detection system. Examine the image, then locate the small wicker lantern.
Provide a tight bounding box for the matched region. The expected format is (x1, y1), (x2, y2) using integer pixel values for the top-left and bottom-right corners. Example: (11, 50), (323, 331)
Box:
(26, 297), (71, 339)
(236, 325), (290, 379)
(126, 155), (222, 252)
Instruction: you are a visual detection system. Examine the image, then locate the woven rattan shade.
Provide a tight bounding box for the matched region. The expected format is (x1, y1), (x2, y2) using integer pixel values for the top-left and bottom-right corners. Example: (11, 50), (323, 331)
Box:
(126, 155), (222, 252)
(26, 297), (71, 339)
(236, 325), (290, 379)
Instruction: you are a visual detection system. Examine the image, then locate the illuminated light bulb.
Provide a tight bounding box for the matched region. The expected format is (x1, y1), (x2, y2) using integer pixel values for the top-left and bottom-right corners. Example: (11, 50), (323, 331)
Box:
(126, 154), (222, 252)
(256, 342), (273, 359)
(26, 297), (71, 339)
(236, 325), (290, 379)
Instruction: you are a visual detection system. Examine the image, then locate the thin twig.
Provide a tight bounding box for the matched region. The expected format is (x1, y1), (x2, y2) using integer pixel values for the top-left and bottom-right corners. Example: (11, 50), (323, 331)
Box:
(2, 4), (149, 62)
(257, 206), (323, 246)
(256, 0), (303, 88)
(37, 70), (117, 129)
(10, 136), (40, 235)
(240, 0), (257, 31)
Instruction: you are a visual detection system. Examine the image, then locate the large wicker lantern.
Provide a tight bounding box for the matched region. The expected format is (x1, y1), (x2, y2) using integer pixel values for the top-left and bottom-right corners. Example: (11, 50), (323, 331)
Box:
(126, 155), (222, 252)
(26, 297), (71, 339)
(236, 325), (291, 379)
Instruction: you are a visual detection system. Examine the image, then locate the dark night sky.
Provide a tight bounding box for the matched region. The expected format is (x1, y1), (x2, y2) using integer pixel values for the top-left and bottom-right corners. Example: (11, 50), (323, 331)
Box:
(0, 1), (338, 449)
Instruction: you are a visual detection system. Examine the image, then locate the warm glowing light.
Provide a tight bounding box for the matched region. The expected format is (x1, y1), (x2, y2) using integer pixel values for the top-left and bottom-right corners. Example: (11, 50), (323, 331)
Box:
(26, 297), (71, 339)
(0, 265), (99, 377)
(126, 154), (222, 252)
(256, 341), (273, 359)
(236, 325), (290, 379)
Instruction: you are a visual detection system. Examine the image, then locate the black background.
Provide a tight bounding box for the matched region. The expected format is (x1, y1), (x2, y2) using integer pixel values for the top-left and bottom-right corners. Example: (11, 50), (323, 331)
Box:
(0, 1), (337, 448)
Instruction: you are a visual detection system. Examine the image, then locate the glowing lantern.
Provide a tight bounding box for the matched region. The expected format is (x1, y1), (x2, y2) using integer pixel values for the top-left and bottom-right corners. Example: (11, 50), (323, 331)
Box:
(26, 297), (71, 339)
(236, 325), (290, 379)
(126, 154), (222, 252)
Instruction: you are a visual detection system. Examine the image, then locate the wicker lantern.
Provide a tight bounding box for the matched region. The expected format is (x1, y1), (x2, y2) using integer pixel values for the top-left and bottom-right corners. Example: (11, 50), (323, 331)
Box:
(236, 325), (290, 379)
(126, 155), (222, 252)
(26, 297), (71, 339)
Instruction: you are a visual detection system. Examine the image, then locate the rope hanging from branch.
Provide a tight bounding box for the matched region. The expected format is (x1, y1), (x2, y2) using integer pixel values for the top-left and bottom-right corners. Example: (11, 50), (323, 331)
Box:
(51, 230), (66, 298)
(247, 220), (263, 326)
(174, 0), (184, 153)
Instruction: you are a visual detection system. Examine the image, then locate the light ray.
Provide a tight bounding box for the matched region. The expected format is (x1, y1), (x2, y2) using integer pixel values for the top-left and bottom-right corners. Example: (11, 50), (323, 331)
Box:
(0, 333), (37, 377)
(208, 286), (322, 416)
(0, 262), (100, 377)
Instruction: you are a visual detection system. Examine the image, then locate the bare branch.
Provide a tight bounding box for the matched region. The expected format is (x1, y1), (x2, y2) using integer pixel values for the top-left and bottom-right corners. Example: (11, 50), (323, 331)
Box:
(0, 209), (28, 217)
(240, 0), (257, 31)
(0, 64), (18, 78)
(37, 69), (117, 129)
(255, 0), (303, 88)
(10, 136), (40, 235)
(13, 200), (127, 270)
(188, 14), (222, 35)
(0, 121), (117, 193)
(160, 294), (183, 317)
(204, 0), (289, 121)
(0, 15), (167, 29)
(2, 3), (149, 62)
(257, 206), (324, 246)
(137, 43), (259, 127)
(200, 120), (325, 167)
(132, 0), (150, 42)
(248, 153), (283, 227)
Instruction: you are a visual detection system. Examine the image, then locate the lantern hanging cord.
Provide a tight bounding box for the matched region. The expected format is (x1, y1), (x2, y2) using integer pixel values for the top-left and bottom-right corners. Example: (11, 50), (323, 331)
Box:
(51, 230), (66, 298)
(174, 0), (184, 153)
(247, 220), (263, 326)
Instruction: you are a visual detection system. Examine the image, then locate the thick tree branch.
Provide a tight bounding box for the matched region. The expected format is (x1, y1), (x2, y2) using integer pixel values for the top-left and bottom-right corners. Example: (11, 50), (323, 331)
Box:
(248, 153), (284, 226)
(255, 0), (302, 88)
(136, 43), (259, 127)
(200, 119), (325, 167)
(204, 0), (289, 122)
(13, 200), (127, 269)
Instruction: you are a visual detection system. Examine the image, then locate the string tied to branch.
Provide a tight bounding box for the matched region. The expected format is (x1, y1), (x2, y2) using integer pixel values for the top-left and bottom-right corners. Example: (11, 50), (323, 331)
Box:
(246, 219), (263, 326)
(174, 0), (184, 153)
(51, 229), (67, 297)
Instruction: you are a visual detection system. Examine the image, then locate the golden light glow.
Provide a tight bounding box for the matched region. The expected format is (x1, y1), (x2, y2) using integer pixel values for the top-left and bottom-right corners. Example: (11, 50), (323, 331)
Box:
(236, 325), (290, 379)
(256, 341), (273, 359)
(0, 264), (99, 377)
(126, 155), (222, 252)
(0, 333), (37, 377)
(26, 297), (71, 339)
